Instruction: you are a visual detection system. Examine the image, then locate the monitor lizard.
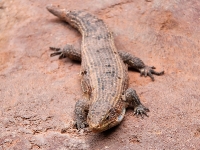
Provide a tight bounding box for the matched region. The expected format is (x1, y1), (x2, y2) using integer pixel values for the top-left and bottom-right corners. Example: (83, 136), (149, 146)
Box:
(46, 4), (164, 133)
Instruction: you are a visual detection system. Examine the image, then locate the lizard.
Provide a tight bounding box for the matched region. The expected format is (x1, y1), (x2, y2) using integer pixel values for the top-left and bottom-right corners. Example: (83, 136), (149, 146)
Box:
(46, 4), (164, 133)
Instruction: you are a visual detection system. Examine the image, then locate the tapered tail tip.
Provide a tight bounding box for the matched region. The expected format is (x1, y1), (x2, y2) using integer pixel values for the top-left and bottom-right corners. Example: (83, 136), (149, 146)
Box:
(46, 4), (66, 18)
(46, 4), (58, 12)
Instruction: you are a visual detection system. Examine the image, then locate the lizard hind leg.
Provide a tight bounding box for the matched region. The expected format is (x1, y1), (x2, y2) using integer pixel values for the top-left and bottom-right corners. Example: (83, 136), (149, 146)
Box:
(118, 50), (164, 81)
(49, 44), (81, 61)
(74, 99), (89, 130)
(125, 88), (149, 118)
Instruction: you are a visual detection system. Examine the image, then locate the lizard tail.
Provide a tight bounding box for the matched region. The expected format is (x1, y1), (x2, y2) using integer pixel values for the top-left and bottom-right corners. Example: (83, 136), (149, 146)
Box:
(46, 4), (86, 34)
(46, 4), (70, 21)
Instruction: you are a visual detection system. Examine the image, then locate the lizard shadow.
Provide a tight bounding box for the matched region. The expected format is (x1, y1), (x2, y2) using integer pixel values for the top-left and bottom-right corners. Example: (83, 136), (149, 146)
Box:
(101, 125), (119, 136)
(88, 124), (122, 148)
(128, 67), (140, 73)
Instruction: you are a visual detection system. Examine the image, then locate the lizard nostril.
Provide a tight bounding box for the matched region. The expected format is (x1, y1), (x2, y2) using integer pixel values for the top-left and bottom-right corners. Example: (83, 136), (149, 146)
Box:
(106, 116), (110, 120)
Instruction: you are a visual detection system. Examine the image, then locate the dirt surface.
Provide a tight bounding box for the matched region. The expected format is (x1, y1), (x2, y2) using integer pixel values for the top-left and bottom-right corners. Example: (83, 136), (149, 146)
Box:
(0, 0), (200, 149)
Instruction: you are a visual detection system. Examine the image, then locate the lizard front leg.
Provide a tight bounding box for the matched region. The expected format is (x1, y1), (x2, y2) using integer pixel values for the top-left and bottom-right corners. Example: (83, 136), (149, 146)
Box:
(125, 88), (149, 117)
(119, 51), (164, 81)
(75, 75), (92, 130)
(50, 44), (81, 61)
(75, 99), (89, 130)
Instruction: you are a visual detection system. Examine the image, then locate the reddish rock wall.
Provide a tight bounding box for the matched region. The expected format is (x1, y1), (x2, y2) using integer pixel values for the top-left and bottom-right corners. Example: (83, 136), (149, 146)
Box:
(0, 0), (200, 149)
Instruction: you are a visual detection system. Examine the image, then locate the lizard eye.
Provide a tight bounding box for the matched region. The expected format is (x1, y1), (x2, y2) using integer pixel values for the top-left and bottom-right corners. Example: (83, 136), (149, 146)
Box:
(106, 116), (110, 120)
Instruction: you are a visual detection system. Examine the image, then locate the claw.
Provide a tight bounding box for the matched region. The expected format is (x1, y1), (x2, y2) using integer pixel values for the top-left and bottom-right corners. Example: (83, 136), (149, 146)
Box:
(134, 104), (149, 118)
(140, 71), (143, 77)
(140, 113), (144, 119)
(59, 53), (66, 59)
(139, 65), (164, 81)
(75, 120), (88, 131)
(151, 70), (164, 76)
(147, 72), (154, 81)
(143, 111), (148, 117)
(49, 47), (67, 59)
(144, 70), (148, 77)
(49, 47), (61, 51)
(50, 51), (62, 57)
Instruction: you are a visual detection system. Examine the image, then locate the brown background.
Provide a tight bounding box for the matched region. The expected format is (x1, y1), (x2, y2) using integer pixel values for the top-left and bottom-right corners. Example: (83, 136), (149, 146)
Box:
(0, 0), (200, 149)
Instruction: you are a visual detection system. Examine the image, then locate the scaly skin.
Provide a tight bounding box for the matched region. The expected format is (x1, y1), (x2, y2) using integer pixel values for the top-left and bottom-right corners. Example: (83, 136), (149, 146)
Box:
(47, 5), (164, 133)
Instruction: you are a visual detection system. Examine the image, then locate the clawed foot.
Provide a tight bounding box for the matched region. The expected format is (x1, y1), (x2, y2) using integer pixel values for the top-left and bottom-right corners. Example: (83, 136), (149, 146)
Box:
(134, 104), (150, 118)
(49, 47), (66, 59)
(75, 120), (91, 133)
(75, 120), (89, 131)
(139, 66), (164, 81)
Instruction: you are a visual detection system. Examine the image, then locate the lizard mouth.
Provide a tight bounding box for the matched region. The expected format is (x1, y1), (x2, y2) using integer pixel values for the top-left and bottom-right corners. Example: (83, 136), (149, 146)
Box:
(117, 108), (126, 122)
(89, 108), (126, 133)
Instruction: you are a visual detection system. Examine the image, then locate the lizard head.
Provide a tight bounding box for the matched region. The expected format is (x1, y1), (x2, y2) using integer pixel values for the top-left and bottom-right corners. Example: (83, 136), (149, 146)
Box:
(87, 100), (126, 133)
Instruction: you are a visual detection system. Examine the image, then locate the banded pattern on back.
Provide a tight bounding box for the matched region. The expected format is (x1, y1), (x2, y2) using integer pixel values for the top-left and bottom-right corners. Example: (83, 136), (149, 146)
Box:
(74, 11), (127, 117)
(46, 5), (129, 125)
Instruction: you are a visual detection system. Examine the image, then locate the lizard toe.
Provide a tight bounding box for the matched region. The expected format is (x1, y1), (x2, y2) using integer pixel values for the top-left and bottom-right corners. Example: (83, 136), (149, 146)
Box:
(139, 65), (164, 81)
(134, 104), (149, 118)
(76, 120), (88, 130)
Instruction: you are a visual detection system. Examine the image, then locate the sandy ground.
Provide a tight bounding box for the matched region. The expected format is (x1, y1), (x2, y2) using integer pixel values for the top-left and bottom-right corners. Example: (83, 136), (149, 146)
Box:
(0, 0), (200, 149)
